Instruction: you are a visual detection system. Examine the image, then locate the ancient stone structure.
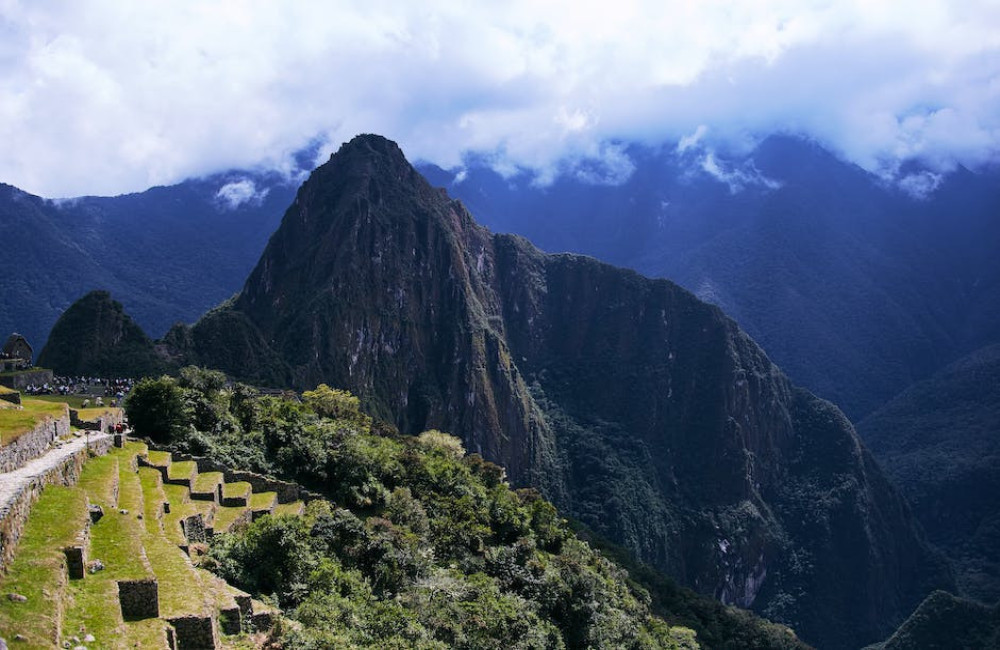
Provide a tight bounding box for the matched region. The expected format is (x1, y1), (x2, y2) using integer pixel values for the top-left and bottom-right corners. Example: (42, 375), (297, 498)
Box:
(219, 606), (242, 635)
(118, 578), (159, 619)
(64, 544), (87, 579)
(0, 369), (52, 390)
(167, 452), (321, 505)
(1, 334), (31, 366)
(0, 411), (69, 474)
(0, 432), (112, 570)
(181, 514), (208, 544)
(168, 614), (219, 649)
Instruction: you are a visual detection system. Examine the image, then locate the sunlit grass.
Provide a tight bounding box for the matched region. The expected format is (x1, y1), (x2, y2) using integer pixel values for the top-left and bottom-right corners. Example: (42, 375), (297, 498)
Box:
(0, 398), (67, 444)
(0, 486), (88, 648)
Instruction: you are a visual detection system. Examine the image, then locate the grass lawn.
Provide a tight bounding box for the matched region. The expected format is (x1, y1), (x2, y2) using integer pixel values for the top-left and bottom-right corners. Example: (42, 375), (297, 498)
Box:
(0, 486), (88, 648)
(0, 398), (67, 445)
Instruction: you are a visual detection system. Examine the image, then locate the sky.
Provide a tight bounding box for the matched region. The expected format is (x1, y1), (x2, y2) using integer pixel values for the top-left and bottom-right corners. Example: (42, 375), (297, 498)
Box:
(1, 0), (998, 197)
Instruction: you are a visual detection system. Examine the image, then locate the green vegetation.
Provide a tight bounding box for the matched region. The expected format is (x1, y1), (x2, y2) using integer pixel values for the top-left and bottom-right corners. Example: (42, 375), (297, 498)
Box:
(866, 590), (1000, 650)
(126, 367), (806, 649)
(35, 290), (171, 377)
(0, 397), (66, 444)
(0, 486), (87, 647)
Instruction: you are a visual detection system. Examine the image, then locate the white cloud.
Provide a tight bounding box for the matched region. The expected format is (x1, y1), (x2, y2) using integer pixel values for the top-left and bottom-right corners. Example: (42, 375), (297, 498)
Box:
(698, 152), (782, 194)
(0, 0), (997, 196)
(215, 179), (268, 209)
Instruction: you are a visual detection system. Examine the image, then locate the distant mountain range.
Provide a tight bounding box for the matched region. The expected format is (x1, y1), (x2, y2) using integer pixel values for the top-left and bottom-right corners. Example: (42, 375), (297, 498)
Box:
(40, 135), (953, 649)
(0, 171), (296, 353)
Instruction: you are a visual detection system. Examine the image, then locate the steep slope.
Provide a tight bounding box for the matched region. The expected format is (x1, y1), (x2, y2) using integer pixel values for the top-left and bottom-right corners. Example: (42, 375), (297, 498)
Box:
(0, 171), (296, 352)
(868, 590), (1000, 650)
(174, 135), (951, 648)
(421, 137), (1000, 421)
(860, 344), (1000, 602)
(37, 290), (171, 377)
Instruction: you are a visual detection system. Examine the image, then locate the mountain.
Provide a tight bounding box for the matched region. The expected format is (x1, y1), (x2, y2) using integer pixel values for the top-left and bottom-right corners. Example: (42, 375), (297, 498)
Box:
(142, 134), (951, 649)
(419, 137), (1000, 422)
(859, 344), (1000, 603)
(36, 289), (171, 377)
(0, 170), (297, 354)
(866, 590), (1000, 650)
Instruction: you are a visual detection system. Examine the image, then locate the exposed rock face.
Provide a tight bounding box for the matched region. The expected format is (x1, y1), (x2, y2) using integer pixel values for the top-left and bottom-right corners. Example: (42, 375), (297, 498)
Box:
(38, 290), (169, 377)
(161, 135), (949, 648)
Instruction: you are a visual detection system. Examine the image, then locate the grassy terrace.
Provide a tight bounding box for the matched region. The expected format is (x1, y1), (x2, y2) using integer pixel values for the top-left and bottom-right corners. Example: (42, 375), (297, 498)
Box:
(273, 501), (305, 517)
(213, 506), (249, 533)
(166, 460), (197, 482)
(0, 486), (88, 648)
(0, 398), (67, 444)
(222, 481), (251, 501)
(146, 450), (171, 466)
(76, 406), (122, 421)
(62, 444), (175, 648)
(192, 471), (223, 493)
(138, 467), (212, 619)
(250, 491), (277, 512)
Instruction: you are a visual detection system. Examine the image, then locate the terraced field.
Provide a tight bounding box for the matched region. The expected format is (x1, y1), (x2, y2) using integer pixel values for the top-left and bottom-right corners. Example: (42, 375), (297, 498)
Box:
(0, 442), (302, 648)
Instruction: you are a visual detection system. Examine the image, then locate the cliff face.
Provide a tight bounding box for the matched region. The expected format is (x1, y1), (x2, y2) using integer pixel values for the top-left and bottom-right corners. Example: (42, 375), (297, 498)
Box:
(172, 135), (949, 648)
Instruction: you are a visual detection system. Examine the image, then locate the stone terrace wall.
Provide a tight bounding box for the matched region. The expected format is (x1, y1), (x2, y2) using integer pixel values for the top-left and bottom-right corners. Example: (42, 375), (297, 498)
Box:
(166, 452), (322, 505)
(0, 369), (54, 390)
(0, 412), (70, 473)
(70, 408), (124, 432)
(0, 435), (113, 570)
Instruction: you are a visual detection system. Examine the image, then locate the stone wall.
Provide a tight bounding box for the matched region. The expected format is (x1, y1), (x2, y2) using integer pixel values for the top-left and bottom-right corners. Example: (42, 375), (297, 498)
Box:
(64, 544), (87, 579)
(0, 391), (20, 406)
(169, 614), (219, 649)
(0, 434), (113, 570)
(118, 578), (159, 619)
(0, 368), (54, 390)
(166, 452), (322, 504)
(70, 408), (124, 432)
(0, 411), (70, 473)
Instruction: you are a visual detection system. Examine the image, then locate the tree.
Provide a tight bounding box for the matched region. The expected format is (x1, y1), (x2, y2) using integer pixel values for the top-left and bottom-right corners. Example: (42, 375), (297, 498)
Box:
(125, 376), (189, 442)
(302, 384), (366, 423)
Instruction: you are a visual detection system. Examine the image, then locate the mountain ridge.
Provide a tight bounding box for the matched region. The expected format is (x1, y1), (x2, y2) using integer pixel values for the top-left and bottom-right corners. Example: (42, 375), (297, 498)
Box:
(109, 134), (952, 649)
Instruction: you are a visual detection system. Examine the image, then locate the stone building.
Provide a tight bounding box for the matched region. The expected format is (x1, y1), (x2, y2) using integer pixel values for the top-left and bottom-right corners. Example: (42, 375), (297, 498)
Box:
(1, 333), (32, 370)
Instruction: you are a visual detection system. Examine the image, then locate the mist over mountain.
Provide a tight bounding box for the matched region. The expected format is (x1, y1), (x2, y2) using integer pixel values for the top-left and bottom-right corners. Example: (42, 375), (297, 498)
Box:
(419, 136), (1000, 421)
(0, 170), (297, 353)
(132, 134), (950, 649)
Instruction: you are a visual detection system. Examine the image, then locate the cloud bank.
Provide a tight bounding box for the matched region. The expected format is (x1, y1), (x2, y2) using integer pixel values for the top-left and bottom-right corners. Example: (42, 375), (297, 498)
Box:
(0, 0), (997, 196)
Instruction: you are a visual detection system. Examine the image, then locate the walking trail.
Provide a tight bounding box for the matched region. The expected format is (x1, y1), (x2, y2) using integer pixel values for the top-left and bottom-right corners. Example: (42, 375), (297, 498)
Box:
(0, 432), (111, 510)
